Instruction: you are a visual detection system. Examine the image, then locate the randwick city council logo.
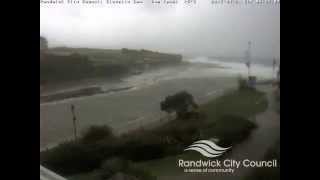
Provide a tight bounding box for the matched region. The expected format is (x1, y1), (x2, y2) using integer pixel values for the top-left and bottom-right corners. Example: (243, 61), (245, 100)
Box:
(179, 139), (277, 174)
(184, 139), (231, 158)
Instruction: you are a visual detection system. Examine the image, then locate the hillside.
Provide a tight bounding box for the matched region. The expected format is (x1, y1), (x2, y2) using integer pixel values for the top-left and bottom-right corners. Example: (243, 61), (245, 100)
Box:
(40, 47), (182, 85)
(48, 47), (182, 65)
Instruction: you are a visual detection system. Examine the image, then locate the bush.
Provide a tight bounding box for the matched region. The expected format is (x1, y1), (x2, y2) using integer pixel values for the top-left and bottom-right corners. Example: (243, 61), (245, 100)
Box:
(41, 125), (117, 175)
(160, 91), (198, 119)
(81, 125), (114, 144)
(40, 141), (104, 175)
(116, 124), (202, 162)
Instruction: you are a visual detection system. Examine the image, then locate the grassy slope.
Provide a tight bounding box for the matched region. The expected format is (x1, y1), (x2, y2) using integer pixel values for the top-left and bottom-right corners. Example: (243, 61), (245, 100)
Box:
(200, 89), (268, 121)
(134, 89), (268, 177)
(244, 139), (280, 180)
(41, 47), (182, 85)
(48, 47), (181, 64)
(49, 47), (121, 57)
(48, 47), (128, 65)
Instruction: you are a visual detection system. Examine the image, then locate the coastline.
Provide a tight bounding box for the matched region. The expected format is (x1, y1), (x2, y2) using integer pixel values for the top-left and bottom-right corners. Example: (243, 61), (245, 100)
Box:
(40, 85), (134, 104)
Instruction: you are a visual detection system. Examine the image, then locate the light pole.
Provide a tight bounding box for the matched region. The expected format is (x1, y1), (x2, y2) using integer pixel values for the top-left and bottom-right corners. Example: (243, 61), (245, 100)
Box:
(244, 41), (252, 78)
(71, 104), (77, 140)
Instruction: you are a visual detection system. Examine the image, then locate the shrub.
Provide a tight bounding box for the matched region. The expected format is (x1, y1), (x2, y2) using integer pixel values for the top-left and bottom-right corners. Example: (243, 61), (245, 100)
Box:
(40, 141), (104, 175)
(160, 91), (198, 119)
(41, 125), (117, 175)
(81, 125), (114, 144)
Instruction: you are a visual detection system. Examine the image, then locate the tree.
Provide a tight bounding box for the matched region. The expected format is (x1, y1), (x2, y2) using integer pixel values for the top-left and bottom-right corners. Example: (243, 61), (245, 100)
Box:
(160, 91), (198, 119)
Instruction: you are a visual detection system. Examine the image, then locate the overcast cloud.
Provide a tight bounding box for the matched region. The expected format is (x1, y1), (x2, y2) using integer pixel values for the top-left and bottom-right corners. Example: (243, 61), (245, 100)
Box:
(40, 2), (280, 59)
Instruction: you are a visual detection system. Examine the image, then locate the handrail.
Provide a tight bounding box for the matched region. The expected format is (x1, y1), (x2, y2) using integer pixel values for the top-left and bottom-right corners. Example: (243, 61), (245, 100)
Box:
(40, 165), (67, 180)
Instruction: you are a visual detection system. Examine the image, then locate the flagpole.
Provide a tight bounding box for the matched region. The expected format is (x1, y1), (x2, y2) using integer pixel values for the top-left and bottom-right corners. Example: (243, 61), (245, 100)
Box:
(246, 41), (251, 79)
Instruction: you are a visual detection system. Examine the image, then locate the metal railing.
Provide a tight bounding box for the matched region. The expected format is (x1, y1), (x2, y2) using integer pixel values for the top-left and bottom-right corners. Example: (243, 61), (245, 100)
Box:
(40, 165), (67, 180)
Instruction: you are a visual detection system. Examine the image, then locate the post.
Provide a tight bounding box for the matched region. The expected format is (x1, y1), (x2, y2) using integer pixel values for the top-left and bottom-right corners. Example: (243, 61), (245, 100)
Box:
(71, 104), (77, 140)
(245, 41), (252, 79)
(273, 58), (277, 80)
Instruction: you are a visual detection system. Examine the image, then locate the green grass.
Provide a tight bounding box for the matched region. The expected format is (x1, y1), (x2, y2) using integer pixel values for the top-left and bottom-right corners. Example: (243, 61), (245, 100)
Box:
(200, 88), (268, 121)
(244, 139), (280, 180)
(201, 115), (256, 146)
(135, 89), (268, 177)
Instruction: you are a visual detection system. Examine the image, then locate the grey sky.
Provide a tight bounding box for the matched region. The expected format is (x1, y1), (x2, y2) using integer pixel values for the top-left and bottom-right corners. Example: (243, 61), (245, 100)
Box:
(40, 2), (280, 58)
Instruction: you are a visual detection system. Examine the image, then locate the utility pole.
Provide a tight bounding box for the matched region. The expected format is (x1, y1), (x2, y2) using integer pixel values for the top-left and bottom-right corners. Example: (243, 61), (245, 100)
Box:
(245, 41), (252, 78)
(71, 104), (77, 140)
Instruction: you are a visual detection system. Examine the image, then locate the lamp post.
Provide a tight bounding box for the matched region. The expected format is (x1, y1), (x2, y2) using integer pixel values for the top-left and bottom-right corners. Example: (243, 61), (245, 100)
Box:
(71, 104), (77, 140)
(245, 41), (252, 79)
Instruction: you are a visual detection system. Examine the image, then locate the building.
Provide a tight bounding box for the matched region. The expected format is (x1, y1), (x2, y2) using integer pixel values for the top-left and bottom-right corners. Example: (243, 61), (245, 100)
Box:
(248, 76), (257, 89)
